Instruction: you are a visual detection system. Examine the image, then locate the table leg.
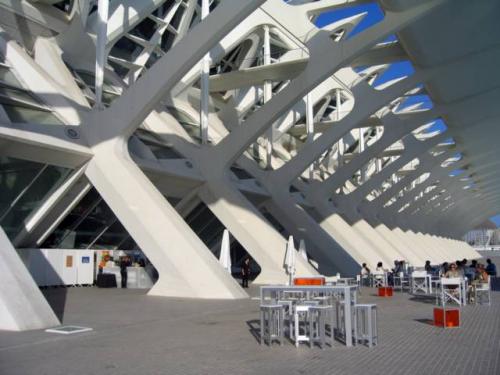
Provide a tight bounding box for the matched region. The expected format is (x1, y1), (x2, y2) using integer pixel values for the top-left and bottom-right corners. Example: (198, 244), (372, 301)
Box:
(295, 311), (299, 348)
(344, 287), (352, 347)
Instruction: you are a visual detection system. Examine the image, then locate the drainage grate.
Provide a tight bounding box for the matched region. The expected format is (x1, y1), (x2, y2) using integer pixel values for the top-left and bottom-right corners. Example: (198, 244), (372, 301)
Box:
(45, 326), (93, 335)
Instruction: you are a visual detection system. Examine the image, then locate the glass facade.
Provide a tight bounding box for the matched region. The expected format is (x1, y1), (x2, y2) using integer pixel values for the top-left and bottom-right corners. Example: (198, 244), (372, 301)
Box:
(0, 62), (65, 125)
(183, 201), (260, 277)
(0, 156), (71, 239)
(42, 187), (137, 250)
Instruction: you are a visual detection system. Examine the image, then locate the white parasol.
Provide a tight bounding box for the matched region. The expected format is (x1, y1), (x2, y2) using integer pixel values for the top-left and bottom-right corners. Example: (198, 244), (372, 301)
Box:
(298, 239), (308, 262)
(284, 235), (296, 285)
(219, 229), (232, 273)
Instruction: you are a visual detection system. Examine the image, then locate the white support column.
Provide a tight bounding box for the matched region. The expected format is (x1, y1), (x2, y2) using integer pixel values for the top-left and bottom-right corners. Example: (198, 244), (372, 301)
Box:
(95, 0), (109, 109)
(0, 228), (59, 330)
(376, 127), (383, 172)
(263, 25), (273, 168)
(86, 141), (248, 299)
(358, 126), (365, 182)
(338, 138), (344, 167)
(336, 89), (344, 169)
(358, 127), (365, 152)
(336, 88), (342, 121)
(199, 0), (210, 144)
(305, 92), (314, 178)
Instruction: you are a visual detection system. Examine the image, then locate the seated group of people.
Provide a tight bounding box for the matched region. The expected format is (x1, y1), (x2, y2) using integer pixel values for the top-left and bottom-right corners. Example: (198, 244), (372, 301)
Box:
(359, 258), (497, 287)
(360, 260), (406, 286)
(440, 258), (496, 281)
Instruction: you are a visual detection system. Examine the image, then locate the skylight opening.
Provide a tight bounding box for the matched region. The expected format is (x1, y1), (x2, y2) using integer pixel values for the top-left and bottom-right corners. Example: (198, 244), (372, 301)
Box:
(397, 93), (433, 112)
(372, 61), (415, 89)
(314, 3), (384, 40)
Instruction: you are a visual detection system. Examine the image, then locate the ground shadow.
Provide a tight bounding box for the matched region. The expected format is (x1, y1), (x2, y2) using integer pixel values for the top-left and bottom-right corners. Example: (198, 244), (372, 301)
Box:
(408, 295), (437, 305)
(26, 252), (67, 322)
(414, 318), (434, 326)
(246, 319), (261, 344)
(41, 287), (67, 322)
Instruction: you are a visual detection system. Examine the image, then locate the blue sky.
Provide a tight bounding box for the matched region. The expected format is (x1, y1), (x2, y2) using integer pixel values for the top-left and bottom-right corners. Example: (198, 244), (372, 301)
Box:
(316, 3), (500, 228)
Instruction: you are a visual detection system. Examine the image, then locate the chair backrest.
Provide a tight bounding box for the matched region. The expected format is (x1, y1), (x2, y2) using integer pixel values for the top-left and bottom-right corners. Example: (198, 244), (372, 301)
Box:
(412, 271), (427, 278)
(476, 277), (491, 290)
(441, 277), (461, 286)
(325, 276), (338, 283)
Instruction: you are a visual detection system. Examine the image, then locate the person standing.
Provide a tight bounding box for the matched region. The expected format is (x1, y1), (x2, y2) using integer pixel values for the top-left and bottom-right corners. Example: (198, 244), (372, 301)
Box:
(241, 257), (251, 288)
(120, 256), (130, 288)
(486, 258), (497, 276)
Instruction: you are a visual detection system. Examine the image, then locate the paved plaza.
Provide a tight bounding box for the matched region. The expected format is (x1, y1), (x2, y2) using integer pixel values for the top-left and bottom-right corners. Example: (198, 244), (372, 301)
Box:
(0, 286), (499, 375)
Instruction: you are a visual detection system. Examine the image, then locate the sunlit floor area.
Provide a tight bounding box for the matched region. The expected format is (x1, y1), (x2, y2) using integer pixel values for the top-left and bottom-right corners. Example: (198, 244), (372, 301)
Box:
(1, 287), (499, 375)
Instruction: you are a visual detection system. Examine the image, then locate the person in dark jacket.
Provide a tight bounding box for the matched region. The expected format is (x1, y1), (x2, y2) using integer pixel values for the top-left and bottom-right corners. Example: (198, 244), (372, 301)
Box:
(120, 256), (131, 288)
(486, 258), (497, 276)
(241, 257), (251, 288)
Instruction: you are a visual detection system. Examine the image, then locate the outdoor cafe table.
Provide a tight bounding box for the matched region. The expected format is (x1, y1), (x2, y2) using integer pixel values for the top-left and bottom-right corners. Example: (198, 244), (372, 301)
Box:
(434, 277), (468, 306)
(260, 285), (357, 347)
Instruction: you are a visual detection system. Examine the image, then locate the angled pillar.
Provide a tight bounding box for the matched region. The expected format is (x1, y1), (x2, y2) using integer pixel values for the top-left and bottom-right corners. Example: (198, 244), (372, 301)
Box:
(0, 228), (59, 330)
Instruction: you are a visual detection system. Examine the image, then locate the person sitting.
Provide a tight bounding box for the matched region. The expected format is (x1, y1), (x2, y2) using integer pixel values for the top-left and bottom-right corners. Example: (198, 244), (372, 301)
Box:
(475, 264), (489, 283)
(361, 263), (370, 286)
(393, 260), (404, 274)
(455, 260), (466, 278)
(469, 264), (490, 303)
(373, 262), (388, 286)
(444, 263), (462, 298)
(445, 263), (461, 278)
(464, 260), (476, 282)
(440, 262), (449, 277)
(376, 262), (385, 272)
(486, 258), (497, 277)
(424, 260), (433, 273)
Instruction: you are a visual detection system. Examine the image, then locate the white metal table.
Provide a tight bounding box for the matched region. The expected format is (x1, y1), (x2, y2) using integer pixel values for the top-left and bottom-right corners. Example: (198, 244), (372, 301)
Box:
(260, 285), (357, 347)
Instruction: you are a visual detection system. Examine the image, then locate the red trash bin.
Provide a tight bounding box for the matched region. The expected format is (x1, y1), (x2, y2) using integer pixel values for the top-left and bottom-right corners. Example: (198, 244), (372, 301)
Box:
(433, 307), (460, 328)
(378, 287), (393, 297)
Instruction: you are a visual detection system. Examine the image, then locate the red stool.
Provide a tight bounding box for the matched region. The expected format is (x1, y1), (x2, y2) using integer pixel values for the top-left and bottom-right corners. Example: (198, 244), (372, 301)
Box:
(433, 308), (460, 328)
(378, 287), (393, 297)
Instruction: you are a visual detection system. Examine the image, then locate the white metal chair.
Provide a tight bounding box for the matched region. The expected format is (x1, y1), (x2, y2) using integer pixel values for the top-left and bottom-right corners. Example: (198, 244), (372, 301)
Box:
(440, 278), (464, 306)
(277, 300), (294, 338)
(355, 304), (378, 347)
(356, 274), (362, 294)
(260, 304), (284, 346)
(308, 305), (335, 349)
(393, 272), (409, 292)
(325, 276), (339, 285)
(472, 278), (491, 305)
(411, 271), (430, 294)
(335, 300), (358, 346)
(371, 271), (386, 288)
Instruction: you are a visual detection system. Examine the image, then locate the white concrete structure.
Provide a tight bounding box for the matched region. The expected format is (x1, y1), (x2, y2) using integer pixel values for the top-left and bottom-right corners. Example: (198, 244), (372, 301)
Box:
(0, 0), (495, 330)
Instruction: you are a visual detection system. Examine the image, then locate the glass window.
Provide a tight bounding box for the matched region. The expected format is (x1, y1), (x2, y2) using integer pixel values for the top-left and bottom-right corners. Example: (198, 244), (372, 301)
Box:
(0, 86), (39, 104)
(0, 158), (71, 239)
(43, 187), (137, 250)
(0, 66), (22, 88)
(2, 104), (64, 125)
(92, 220), (129, 249)
(42, 188), (101, 248)
(0, 156), (44, 219)
(68, 199), (115, 249)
